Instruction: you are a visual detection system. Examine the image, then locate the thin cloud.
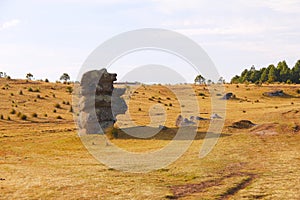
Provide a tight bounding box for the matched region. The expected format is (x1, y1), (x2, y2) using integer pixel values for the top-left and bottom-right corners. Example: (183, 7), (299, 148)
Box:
(0, 19), (20, 31)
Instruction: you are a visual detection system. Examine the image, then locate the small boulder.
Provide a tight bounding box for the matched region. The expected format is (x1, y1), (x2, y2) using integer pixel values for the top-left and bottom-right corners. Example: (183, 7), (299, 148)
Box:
(231, 120), (256, 129)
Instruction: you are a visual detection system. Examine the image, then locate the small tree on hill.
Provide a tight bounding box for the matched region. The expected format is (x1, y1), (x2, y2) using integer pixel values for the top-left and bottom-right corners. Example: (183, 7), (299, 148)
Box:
(26, 73), (33, 80)
(194, 74), (206, 84)
(60, 73), (70, 83)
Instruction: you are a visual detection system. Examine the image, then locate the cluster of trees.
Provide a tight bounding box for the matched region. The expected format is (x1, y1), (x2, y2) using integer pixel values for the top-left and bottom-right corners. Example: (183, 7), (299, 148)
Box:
(194, 75), (225, 84)
(231, 60), (300, 84)
(0, 72), (71, 82)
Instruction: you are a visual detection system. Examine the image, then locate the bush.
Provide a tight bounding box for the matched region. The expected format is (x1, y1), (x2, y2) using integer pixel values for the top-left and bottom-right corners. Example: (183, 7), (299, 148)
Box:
(20, 114), (27, 120)
(166, 97), (171, 100)
(32, 113), (38, 118)
(53, 109), (57, 113)
(0, 114), (3, 120)
(199, 92), (206, 96)
(28, 87), (33, 92)
(10, 93), (14, 96)
(54, 103), (61, 109)
(44, 114), (48, 117)
(62, 101), (66, 105)
(138, 108), (142, 111)
(10, 109), (16, 114)
(37, 94), (41, 99)
(169, 103), (172, 107)
(19, 90), (23, 95)
(56, 115), (63, 119)
(45, 78), (49, 82)
(69, 106), (73, 113)
(297, 89), (300, 94)
(17, 112), (22, 117)
(66, 86), (73, 94)
(7, 116), (11, 120)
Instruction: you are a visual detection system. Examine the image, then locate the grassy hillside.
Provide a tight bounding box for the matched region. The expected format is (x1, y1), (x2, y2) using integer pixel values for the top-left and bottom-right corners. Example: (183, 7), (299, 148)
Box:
(1, 78), (300, 199)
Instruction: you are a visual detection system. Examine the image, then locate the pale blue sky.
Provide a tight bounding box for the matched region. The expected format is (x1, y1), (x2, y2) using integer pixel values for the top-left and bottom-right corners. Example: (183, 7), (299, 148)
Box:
(0, 0), (300, 83)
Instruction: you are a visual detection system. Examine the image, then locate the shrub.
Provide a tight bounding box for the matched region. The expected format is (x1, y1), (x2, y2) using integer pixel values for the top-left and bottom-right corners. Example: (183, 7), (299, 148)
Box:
(34, 99), (37, 102)
(66, 86), (73, 94)
(66, 101), (70, 105)
(69, 106), (73, 113)
(164, 104), (168, 106)
(10, 109), (16, 114)
(56, 115), (63, 119)
(199, 92), (206, 96)
(17, 112), (22, 117)
(138, 108), (142, 111)
(53, 109), (57, 113)
(0, 114), (3, 119)
(10, 93), (14, 96)
(166, 97), (171, 100)
(158, 100), (161, 103)
(19, 90), (23, 95)
(32, 113), (38, 118)
(37, 94), (41, 99)
(169, 103), (172, 107)
(297, 89), (300, 94)
(44, 114), (48, 117)
(45, 78), (49, 82)
(20, 114), (27, 120)
(28, 87), (33, 92)
(54, 103), (61, 109)
(62, 101), (66, 104)
(52, 94), (56, 98)
(7, 116), (11, 120)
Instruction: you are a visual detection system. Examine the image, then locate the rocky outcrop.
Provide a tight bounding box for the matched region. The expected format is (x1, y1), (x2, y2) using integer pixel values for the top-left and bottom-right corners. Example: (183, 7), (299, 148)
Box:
(78, 69), (127, 134)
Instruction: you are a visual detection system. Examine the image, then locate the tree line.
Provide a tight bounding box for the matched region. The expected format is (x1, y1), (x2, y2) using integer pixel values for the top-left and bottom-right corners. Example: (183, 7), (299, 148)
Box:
(0, 72), (71, 83)
(231, 60), (300, 84)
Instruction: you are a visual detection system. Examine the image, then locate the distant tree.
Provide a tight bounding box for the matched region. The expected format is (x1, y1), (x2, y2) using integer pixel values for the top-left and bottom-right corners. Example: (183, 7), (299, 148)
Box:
(260, 68), (268, 82)
(60, 73), (70, 82)
(194, 74), (206, 84)
(277, 61), (290, 83)
(0, 72), (8, 78)
(26, 73), (33, 80)
(218, 77), (225, 84)
(292, 60), (300, 83)
(230, 75), (240, 84)
(267, 65), (277, 83)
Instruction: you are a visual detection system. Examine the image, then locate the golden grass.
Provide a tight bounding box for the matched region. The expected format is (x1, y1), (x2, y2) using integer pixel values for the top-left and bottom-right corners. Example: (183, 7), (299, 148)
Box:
(1, 78), (300, 199)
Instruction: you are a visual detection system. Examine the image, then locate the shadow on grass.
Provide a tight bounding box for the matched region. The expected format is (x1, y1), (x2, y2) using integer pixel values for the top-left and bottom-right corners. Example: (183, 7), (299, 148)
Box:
(113, 126), (231, 140)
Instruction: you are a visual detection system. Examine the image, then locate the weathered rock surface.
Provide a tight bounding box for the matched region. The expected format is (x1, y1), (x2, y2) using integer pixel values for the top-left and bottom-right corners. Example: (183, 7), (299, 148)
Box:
(78, 69), (127, 134)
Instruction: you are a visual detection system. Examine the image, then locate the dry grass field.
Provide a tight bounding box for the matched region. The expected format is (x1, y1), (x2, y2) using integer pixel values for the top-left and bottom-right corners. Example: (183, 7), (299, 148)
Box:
(1, 78), (300, 199)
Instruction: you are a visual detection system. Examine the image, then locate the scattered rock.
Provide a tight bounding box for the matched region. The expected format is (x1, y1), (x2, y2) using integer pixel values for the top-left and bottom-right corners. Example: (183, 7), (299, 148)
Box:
(222, 92), (234, 100)
(195, 116), (209, 121)
(159, 125), (168, 130)
(211, 113), (222, 119)
(263, 90), (287, 97)
(231, 120), (256, 129)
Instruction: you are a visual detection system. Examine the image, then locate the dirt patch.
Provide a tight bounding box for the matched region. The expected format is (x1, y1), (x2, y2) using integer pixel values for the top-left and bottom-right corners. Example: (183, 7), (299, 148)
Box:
(250, 123), (279, 135)
(230, 120), (256, 129)
(168, 171), (256, 199)
(218, 174), (256, 200)
(282, 109), (300, 117)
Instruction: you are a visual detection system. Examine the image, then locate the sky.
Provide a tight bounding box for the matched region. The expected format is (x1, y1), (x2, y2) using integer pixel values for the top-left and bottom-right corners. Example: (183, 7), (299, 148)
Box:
(0, 0), (300, 83)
